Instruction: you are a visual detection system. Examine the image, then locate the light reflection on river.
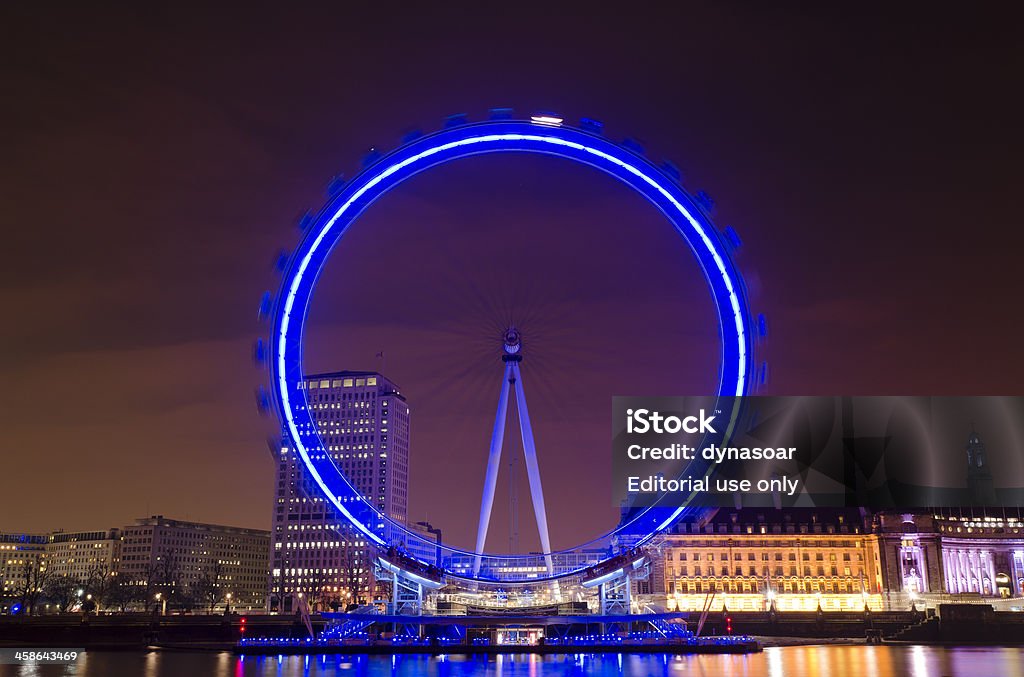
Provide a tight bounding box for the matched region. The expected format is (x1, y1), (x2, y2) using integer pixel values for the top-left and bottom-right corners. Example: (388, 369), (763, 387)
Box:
(6, 646), (1024, 677)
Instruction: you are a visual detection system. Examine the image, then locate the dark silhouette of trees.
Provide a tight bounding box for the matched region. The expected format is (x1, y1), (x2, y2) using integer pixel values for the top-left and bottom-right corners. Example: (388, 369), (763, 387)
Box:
(106, 575), (135, 612)
(84, 565), (119, 613)
(16, 559), (50, 615)
(43, 573), (80, 613)
(193, 561), (225, 612)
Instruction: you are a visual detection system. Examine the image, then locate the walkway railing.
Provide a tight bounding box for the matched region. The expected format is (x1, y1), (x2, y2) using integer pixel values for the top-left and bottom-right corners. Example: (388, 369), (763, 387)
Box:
(319, 604), (380, 642)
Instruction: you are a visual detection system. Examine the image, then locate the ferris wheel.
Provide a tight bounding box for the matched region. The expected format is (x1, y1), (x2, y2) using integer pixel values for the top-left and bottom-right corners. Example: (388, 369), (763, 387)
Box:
(257, 110), (763, 589)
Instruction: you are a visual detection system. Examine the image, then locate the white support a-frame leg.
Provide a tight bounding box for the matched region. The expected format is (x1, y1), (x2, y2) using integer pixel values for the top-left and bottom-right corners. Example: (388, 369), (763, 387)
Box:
(473, 331), (554, 579)
(473, 362), (514, 576)
(510, 362), (554, 575)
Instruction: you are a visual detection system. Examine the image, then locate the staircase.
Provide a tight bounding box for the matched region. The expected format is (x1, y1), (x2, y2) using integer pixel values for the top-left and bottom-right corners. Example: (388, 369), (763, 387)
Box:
(888, 615), (938, 642)
(319, 605), (379, 642)
(643, 604), (693, 639)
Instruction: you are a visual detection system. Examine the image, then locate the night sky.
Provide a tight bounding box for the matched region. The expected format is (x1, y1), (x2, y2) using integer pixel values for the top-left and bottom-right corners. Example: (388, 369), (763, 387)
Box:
(2, 4), (1022, 552)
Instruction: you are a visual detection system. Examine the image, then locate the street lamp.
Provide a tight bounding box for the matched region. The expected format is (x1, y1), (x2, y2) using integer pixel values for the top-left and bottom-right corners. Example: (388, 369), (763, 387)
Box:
(225, 592), (233, 614)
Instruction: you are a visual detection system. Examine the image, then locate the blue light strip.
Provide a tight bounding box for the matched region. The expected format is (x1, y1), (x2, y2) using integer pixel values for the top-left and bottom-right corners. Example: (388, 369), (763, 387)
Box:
(377, 557), (444, 590)
(269, 118), (754, 581)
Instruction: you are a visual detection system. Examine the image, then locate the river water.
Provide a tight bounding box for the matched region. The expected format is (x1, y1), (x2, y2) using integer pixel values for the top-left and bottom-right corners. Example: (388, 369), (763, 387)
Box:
(4, 646), (1024, 677)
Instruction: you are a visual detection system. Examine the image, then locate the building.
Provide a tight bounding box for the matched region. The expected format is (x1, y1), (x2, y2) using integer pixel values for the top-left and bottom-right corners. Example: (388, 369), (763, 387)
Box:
(657, 508), (885, 611)
(871, 429), (1024, 603)
(933, 510), (1024, 598)
(651, 506), (1024, 612)
(966, 429), (998, 506)
(873, 512), (943, 597)
(45, 529), (121, 583)
(119, 516), (269, 611)
(405, 521), (442, 567)
(270, 371), (411, 611)
(0, 533), (48, 611)
(876, 509), (1024, 600)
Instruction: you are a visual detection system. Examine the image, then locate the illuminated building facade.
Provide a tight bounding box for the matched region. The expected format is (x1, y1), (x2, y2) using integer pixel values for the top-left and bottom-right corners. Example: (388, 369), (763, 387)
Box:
(871, 430), (1024, 602)
(655, 507), (1024, 611)
(877, 509), (1024, 600)
(405, 521), (442, 567)
(45, 529), (122, 582)
(269, 371), (410, 611)
(119, 515), (269, 610)
(1, 533), (48, 606)
(657, 508), (885, 611)
(873, 512), (943, 596)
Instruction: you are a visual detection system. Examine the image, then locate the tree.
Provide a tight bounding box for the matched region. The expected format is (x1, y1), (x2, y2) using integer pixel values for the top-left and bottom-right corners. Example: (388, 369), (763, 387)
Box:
(155, 552), (179, 589)
(270, 552), (291, 612)
(43, 574), (81, 613)
(193, 562), (225, 613)
(302, 567), (328, 612)
(136, 563), (158, 611)
(84, 565), (119, 613)
(106, 576), (135, 612)
(172, 585), (198, 613)
(153, 551), (180, 608)
(16, 559), (50, 615)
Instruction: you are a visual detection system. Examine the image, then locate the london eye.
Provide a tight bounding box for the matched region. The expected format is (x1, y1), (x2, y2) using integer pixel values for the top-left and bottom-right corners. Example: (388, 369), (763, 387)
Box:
(257, 112), (761, 594)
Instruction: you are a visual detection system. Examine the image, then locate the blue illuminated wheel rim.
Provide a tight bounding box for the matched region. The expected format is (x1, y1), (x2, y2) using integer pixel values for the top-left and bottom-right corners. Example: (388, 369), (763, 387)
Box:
(266, 117), (756, 583)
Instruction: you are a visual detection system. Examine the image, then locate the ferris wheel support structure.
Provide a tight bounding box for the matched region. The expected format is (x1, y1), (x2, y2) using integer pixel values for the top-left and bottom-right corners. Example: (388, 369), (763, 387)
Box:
(474, 329), (554, 577)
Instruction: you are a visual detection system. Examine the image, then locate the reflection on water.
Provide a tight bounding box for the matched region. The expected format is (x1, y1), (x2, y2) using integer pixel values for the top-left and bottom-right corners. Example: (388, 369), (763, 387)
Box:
(8, 646), (1024, 677)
